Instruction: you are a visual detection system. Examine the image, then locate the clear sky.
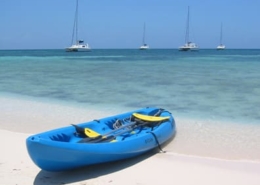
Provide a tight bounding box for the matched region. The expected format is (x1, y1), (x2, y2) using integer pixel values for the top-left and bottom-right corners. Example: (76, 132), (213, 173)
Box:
(1, 0), (260, 49)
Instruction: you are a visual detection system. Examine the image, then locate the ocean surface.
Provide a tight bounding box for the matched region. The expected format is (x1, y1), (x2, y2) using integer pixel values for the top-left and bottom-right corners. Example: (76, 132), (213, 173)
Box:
(1, 49), (260, 160)
(1, 49), (259, 124)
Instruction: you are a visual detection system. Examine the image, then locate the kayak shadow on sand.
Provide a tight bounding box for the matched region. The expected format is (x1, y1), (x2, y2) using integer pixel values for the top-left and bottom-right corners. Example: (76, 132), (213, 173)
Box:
(33, 135), (175, 185)
(33, 149), (156, 185)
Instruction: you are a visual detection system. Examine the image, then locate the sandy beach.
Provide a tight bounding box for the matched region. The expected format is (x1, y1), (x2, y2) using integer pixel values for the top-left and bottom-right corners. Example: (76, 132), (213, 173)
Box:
(1, 96), (260, 185)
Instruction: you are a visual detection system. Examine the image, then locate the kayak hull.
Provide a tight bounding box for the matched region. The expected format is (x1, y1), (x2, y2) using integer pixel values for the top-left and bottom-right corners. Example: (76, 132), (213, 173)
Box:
(26, 107), (176, 171)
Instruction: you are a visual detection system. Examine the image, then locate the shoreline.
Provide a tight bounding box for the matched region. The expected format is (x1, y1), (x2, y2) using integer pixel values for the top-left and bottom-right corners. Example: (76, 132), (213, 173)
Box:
(1, 94), (260, 184)
(1, 94), (260, 161)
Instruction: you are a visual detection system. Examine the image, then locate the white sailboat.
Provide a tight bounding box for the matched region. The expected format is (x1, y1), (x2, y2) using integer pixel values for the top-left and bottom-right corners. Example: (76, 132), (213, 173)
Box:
(179, 6), (199, 51)
(139, 23), (149, 50)
(66, 0), (91, 52)
(217, 23), (225, 50)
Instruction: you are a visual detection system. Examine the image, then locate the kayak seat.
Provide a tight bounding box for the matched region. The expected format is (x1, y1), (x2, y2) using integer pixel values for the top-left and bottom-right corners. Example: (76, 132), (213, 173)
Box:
(131, 112), (170, 130)
(132, 113), (170, 122)
(84, 128), (100, 138)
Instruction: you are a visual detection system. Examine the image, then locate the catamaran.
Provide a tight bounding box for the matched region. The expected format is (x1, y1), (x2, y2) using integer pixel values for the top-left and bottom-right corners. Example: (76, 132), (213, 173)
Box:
(139, 23), (149, 50)
(217, 23), (225, 50)
(179, 6), (199, 51)
(66, 0), (91, 52)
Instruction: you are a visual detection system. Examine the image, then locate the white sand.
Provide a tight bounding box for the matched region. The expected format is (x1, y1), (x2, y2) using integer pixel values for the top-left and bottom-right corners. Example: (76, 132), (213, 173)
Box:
(1, 95), (260, 185)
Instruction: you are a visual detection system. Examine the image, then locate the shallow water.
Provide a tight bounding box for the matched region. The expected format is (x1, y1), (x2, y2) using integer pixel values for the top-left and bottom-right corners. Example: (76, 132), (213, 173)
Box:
(1, 49), (260, 161)
(1, 49), (259, 124)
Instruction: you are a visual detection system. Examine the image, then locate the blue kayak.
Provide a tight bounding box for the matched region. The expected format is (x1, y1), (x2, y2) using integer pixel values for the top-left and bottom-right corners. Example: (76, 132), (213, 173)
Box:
(26, 107), (176, 171)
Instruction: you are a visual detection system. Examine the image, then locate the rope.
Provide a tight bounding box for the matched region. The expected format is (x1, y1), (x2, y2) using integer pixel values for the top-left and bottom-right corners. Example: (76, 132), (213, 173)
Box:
(148, 131), (166, 153)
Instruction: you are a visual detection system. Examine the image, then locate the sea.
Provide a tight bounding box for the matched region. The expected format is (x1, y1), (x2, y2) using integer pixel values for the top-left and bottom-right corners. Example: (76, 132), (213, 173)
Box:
(0, 49), (260, 160)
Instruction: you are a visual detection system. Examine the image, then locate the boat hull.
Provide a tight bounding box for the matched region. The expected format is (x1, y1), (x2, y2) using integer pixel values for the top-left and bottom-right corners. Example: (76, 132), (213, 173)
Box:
(139, 45), (149, 50)
(217, 45), (225, 50)
(179, 47), (199, 51)
(65, 44), (91, 52)
(179, 47), (190, 51)
(179, 42), (199, 51)
(26, 107), (175, 171)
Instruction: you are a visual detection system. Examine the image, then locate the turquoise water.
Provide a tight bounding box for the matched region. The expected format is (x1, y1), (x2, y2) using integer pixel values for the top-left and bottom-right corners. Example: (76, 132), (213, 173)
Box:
(0, 49), (260, 124)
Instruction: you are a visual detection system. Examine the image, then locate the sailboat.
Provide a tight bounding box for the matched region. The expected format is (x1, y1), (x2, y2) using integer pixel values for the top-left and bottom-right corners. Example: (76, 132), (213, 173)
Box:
(66, 0), (91, 52)
(139, 23), (149, 50)
(217, 23), (225, 50)
(179, 6), (199, 51)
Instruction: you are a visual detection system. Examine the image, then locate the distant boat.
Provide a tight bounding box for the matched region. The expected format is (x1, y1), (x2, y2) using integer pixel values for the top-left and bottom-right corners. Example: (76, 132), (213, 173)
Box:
(217, 23), (225, 50)
(139, 23), (149, 50)
(66, 0), (91, 52)
(179, 6), (199, 51)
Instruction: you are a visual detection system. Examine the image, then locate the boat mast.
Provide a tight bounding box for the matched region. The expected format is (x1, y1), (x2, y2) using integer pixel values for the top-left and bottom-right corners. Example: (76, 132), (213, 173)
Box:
(185, 6), (190, 44)
(71, 0), (79, 45)
(76, 0), (78, 44)
(220, 22), (223, 45)
(142, 22), (146, 45)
